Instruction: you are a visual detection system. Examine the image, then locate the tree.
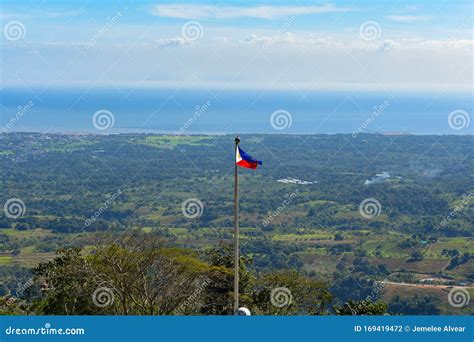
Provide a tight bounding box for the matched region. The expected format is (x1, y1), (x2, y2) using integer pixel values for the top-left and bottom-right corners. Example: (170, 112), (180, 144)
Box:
(388, 295), (440, 315)
(199, 242), (255, 315)
(32, 234), (212, 315)
(334, 300), (387, 315)
(331, 276), (381, 304)
(252, 270), (332, 315)
(32, 247), (97, 315)
(409, 250), (424, 261)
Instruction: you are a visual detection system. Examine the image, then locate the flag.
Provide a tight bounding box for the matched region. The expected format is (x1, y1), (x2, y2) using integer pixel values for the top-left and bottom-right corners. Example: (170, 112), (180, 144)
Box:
(235, 146), (262, 169)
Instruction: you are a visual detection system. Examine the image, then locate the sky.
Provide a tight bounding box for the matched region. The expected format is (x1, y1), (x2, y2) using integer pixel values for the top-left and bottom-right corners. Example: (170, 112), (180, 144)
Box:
(1, 0), (473, 92)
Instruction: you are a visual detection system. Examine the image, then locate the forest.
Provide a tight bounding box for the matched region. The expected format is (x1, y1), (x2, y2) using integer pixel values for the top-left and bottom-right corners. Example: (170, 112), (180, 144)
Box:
(0, 132), (472, 315)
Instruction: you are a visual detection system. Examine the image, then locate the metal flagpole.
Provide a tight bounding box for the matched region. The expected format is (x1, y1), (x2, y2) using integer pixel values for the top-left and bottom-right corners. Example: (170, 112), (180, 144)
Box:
(233, 136), (240, 313)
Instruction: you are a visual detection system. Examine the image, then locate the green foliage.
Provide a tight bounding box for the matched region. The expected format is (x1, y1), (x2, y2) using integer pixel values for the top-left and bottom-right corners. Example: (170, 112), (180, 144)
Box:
(0, 133), (472, 315)
(32, 247), (97, 314)
(409, 250), (424, 261)
(199, 243), (255, 315)
(331, 276), (381, 304)
(31, 236), (213, 315)
(23, 240), (335, 316)
(388, 295), (441, 315)
(252, 270), (332, 315)
(334, 300), (387, 315)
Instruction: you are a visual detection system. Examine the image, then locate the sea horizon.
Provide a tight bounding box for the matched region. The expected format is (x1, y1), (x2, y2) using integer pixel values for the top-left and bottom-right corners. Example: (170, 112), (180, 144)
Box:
(1, 130), (473, 137)
(1, 87), (472, 136)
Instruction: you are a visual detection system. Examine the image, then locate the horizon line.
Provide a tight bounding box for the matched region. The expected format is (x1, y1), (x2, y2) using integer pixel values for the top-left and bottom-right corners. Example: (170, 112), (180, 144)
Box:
(2, 81), (472, 93)
(2, 131), (472, 137)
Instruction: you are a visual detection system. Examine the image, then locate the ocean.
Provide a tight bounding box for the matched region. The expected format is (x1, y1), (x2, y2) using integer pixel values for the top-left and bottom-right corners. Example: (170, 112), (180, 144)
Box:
(0, 87), (472, 135)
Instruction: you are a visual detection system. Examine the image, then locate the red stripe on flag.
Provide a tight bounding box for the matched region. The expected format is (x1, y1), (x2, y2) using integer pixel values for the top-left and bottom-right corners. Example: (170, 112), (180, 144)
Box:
(236, 159), (259, 169)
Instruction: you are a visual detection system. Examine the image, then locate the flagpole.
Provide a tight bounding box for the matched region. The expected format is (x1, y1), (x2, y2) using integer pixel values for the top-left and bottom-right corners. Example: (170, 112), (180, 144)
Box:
(233, 136), (240, 313)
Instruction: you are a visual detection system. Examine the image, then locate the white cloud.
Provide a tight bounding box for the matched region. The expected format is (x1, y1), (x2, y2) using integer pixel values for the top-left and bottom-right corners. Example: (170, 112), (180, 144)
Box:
(151, 4), (353, 20)
(156, 37), (189, 47)
(421, 39), (473, 49)
(0, 9), (82, 20)
(242, 32), (297, 45)
(243, 34), (258, 42)
(378, 40), (400, 52)
(2, 32), (471, 91)
(387, 15), (431, 23)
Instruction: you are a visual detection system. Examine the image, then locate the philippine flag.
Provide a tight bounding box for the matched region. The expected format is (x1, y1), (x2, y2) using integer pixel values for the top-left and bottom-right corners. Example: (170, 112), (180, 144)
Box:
(236, 146), (262, 169)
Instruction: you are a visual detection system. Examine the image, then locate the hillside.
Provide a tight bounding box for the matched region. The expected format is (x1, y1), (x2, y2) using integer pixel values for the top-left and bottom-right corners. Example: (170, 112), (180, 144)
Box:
(0, 133), (472, 315)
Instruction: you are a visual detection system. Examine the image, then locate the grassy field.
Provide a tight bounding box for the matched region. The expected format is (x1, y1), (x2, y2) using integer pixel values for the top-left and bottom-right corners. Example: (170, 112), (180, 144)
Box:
(381, 282), (474, 315)
(0, 256), (12, 265)
(0, 228), (53, 237)
(44, 140), (99, 152)
(133, 135), (214, 149)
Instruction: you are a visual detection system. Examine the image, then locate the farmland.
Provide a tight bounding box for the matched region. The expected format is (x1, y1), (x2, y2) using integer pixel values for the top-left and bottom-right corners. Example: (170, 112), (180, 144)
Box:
(0, 133), (472, 314)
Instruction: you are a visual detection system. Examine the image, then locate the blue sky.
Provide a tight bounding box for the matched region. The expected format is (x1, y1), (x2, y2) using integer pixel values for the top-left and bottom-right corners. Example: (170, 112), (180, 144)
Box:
(1, 0), (472, 91)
